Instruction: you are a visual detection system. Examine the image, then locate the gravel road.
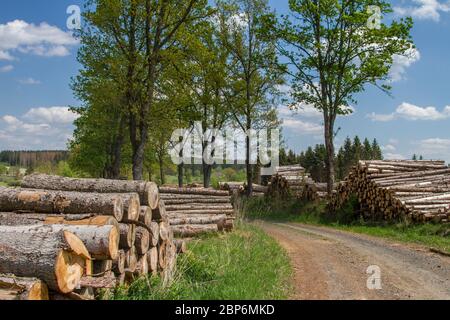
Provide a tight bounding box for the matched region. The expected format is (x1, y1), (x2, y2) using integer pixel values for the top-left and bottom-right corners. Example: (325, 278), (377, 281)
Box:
(257, 221), (450, 300)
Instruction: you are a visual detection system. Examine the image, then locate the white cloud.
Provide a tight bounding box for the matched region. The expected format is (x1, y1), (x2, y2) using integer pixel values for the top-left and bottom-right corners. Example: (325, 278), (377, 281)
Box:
(382, 144), (397, 152)
(367, 102), (450, 121)
(414, 138), (450, 162)
(0, 20), (78, 60)
(282, 118), (323, 135)
(0, 65), (13, 73)
(0, 107), (78, 150)
(385, 153), (406, 160)
(18, 77), (41, 85)
(23, 107), (78, 124)
(394, 0), (450, 22)
(389, 48), (420, 82)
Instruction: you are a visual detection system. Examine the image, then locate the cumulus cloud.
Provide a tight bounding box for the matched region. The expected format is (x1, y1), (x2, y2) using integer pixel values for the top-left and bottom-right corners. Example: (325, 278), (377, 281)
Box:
(0, 65), (13, 73)
(394, 0), (450, 22)
(0, 107), (78, 150)
(367, 102), (450, 121)
(282, 118), (323, 135)
(0, 20), (78, 60)
(389, 48), (420, 82)
(23, 107), (78, 124)
(413, 138), (450, 162)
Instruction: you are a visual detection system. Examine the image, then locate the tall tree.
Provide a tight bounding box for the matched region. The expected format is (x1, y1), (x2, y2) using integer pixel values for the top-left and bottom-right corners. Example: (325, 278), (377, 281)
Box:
(265, 0), (414, 194)
(220, 0), (283, 195)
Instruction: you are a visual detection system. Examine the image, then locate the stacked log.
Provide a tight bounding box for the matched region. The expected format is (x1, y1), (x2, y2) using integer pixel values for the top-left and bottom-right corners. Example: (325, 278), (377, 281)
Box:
(0, 175), (183, 300)
(330, 160), (450, 223)
(160, 187), (235, 239)
(219, 182), (268, 197)
(267, 165), (309, 198)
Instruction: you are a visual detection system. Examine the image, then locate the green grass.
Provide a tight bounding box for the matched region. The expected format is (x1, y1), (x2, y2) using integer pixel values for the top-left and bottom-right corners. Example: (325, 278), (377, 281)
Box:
(242, 197), (450, 253)
(111, 222), (292, 300)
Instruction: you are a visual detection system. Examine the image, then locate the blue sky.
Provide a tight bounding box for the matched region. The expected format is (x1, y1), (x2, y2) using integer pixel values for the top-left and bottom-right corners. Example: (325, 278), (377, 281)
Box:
(0, 0), (450, 162)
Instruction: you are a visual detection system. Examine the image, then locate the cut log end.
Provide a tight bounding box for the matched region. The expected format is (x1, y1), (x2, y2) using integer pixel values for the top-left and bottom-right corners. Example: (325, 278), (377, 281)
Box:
(55, 250), (86, 294)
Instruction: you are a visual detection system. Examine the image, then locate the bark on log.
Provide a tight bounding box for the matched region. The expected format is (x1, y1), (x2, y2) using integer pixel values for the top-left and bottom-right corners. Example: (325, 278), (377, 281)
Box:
(171, 224), (219, 238)
(125, 247), (138, 273)
(79, 273), (117, 289)
(0, 224), (90, 293)
(93, 260), (113, 276)
(119, 223), (135, 249)
(135, 227), (150, 255)
(152, 199), (168, 222)
(112, 250), (126, 275)
(166, 204), (233, 211)
(159, 222), (170, 243)
(119, 193), (140, 222)
(139, 206), (152, 226)
(173, 240), (187, 254)
(134, 254), (148, 277)
(21, 174), (160, 209)
(0, 275), (49, 300)
(169, 215), (227, 227)
(149, 222), (160, 247)
(147, 247), (158, 274)
(49, 224), (119, 261)
(159, 187), (229, 196)
(0, 187), (123, 221)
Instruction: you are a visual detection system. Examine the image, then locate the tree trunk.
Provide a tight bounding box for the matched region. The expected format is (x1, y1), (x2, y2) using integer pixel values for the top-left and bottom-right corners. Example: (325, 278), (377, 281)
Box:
(0, 187), (124, 221)
(171, 224), (219, 238)
(0, 276), (49, 300)
(125, 247), (138, 272)
(112, 250), (126, 275)
(324, 115), (336, 196)
(0, 225), (90, 293)
(203, 163), (212, 189)
(149, 222), (160, 247)
(159, 187), (229, 196)
(21, 174), (160, 209)
(246, 131), (253, 197)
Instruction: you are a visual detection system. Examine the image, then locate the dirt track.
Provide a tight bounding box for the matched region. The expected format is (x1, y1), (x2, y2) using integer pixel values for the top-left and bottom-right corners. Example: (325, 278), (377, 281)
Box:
(257, 221), (450, 300)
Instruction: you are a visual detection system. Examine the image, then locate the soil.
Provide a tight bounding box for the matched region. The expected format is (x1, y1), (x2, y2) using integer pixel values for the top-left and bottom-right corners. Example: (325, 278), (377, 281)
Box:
(257, 221), (450, 300)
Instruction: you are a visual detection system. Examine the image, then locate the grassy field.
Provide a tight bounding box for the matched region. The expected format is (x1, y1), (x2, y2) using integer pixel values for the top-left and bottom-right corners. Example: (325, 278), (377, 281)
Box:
(242, 197), (450, 253)
(111, 222), (292, 300)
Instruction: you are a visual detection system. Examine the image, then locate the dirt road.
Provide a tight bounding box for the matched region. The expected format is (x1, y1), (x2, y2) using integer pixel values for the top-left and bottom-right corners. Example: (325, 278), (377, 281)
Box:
(257, 221), (450, 300)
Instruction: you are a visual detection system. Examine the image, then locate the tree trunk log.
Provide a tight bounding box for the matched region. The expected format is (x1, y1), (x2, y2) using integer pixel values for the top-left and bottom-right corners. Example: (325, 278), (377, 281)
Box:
(0, 224), (90, 293)
(171, 224), (219, 238)
(112, 250), (126, 275)
(139, 206), (152, 226)
(0, 187), (123, 221)
(21, 174), (160, 209)
(118, 223), (135, 249)
(0, 275), (49, 300)
(159, 187), (229, 196)
(147, 247), (158, 274)
(135, 227), (150, 255)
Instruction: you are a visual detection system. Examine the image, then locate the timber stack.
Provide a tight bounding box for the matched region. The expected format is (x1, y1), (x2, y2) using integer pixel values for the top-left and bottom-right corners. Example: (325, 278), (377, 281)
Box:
(0, 174), (183, 300)
(219, 182), (268, 197)
(268, 165), (309, 198)
(330, 160), (450, 223)
(159, 187), (235, 239)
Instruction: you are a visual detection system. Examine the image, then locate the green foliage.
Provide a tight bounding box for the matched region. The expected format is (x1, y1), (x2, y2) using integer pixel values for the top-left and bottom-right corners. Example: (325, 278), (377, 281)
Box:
(110, 223), (292, 300)
(0, 164), (7, 175)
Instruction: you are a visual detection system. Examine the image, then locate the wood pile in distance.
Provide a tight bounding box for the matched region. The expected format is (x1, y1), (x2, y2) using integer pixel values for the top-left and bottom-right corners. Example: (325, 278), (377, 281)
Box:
(160, 187), (235, 239)
(219, 182), (268, 198)
(0, 175), (185, 300)
(267, 165), (309, 198)
(330, 160), (450, 223)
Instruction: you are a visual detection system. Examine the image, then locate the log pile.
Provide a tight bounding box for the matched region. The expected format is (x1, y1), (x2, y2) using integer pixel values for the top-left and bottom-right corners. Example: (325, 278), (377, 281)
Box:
(219, 182), (268, 197)
(330, 160), (450, 223)
(0, 174), (183, 300)
(160, 187), (235, 239)
(267, 165), (309, 198)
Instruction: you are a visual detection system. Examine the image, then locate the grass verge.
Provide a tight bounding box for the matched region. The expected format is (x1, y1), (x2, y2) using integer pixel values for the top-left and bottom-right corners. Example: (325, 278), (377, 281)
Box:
(242, 197), (450, 253)
(110, 222), (292, 300)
